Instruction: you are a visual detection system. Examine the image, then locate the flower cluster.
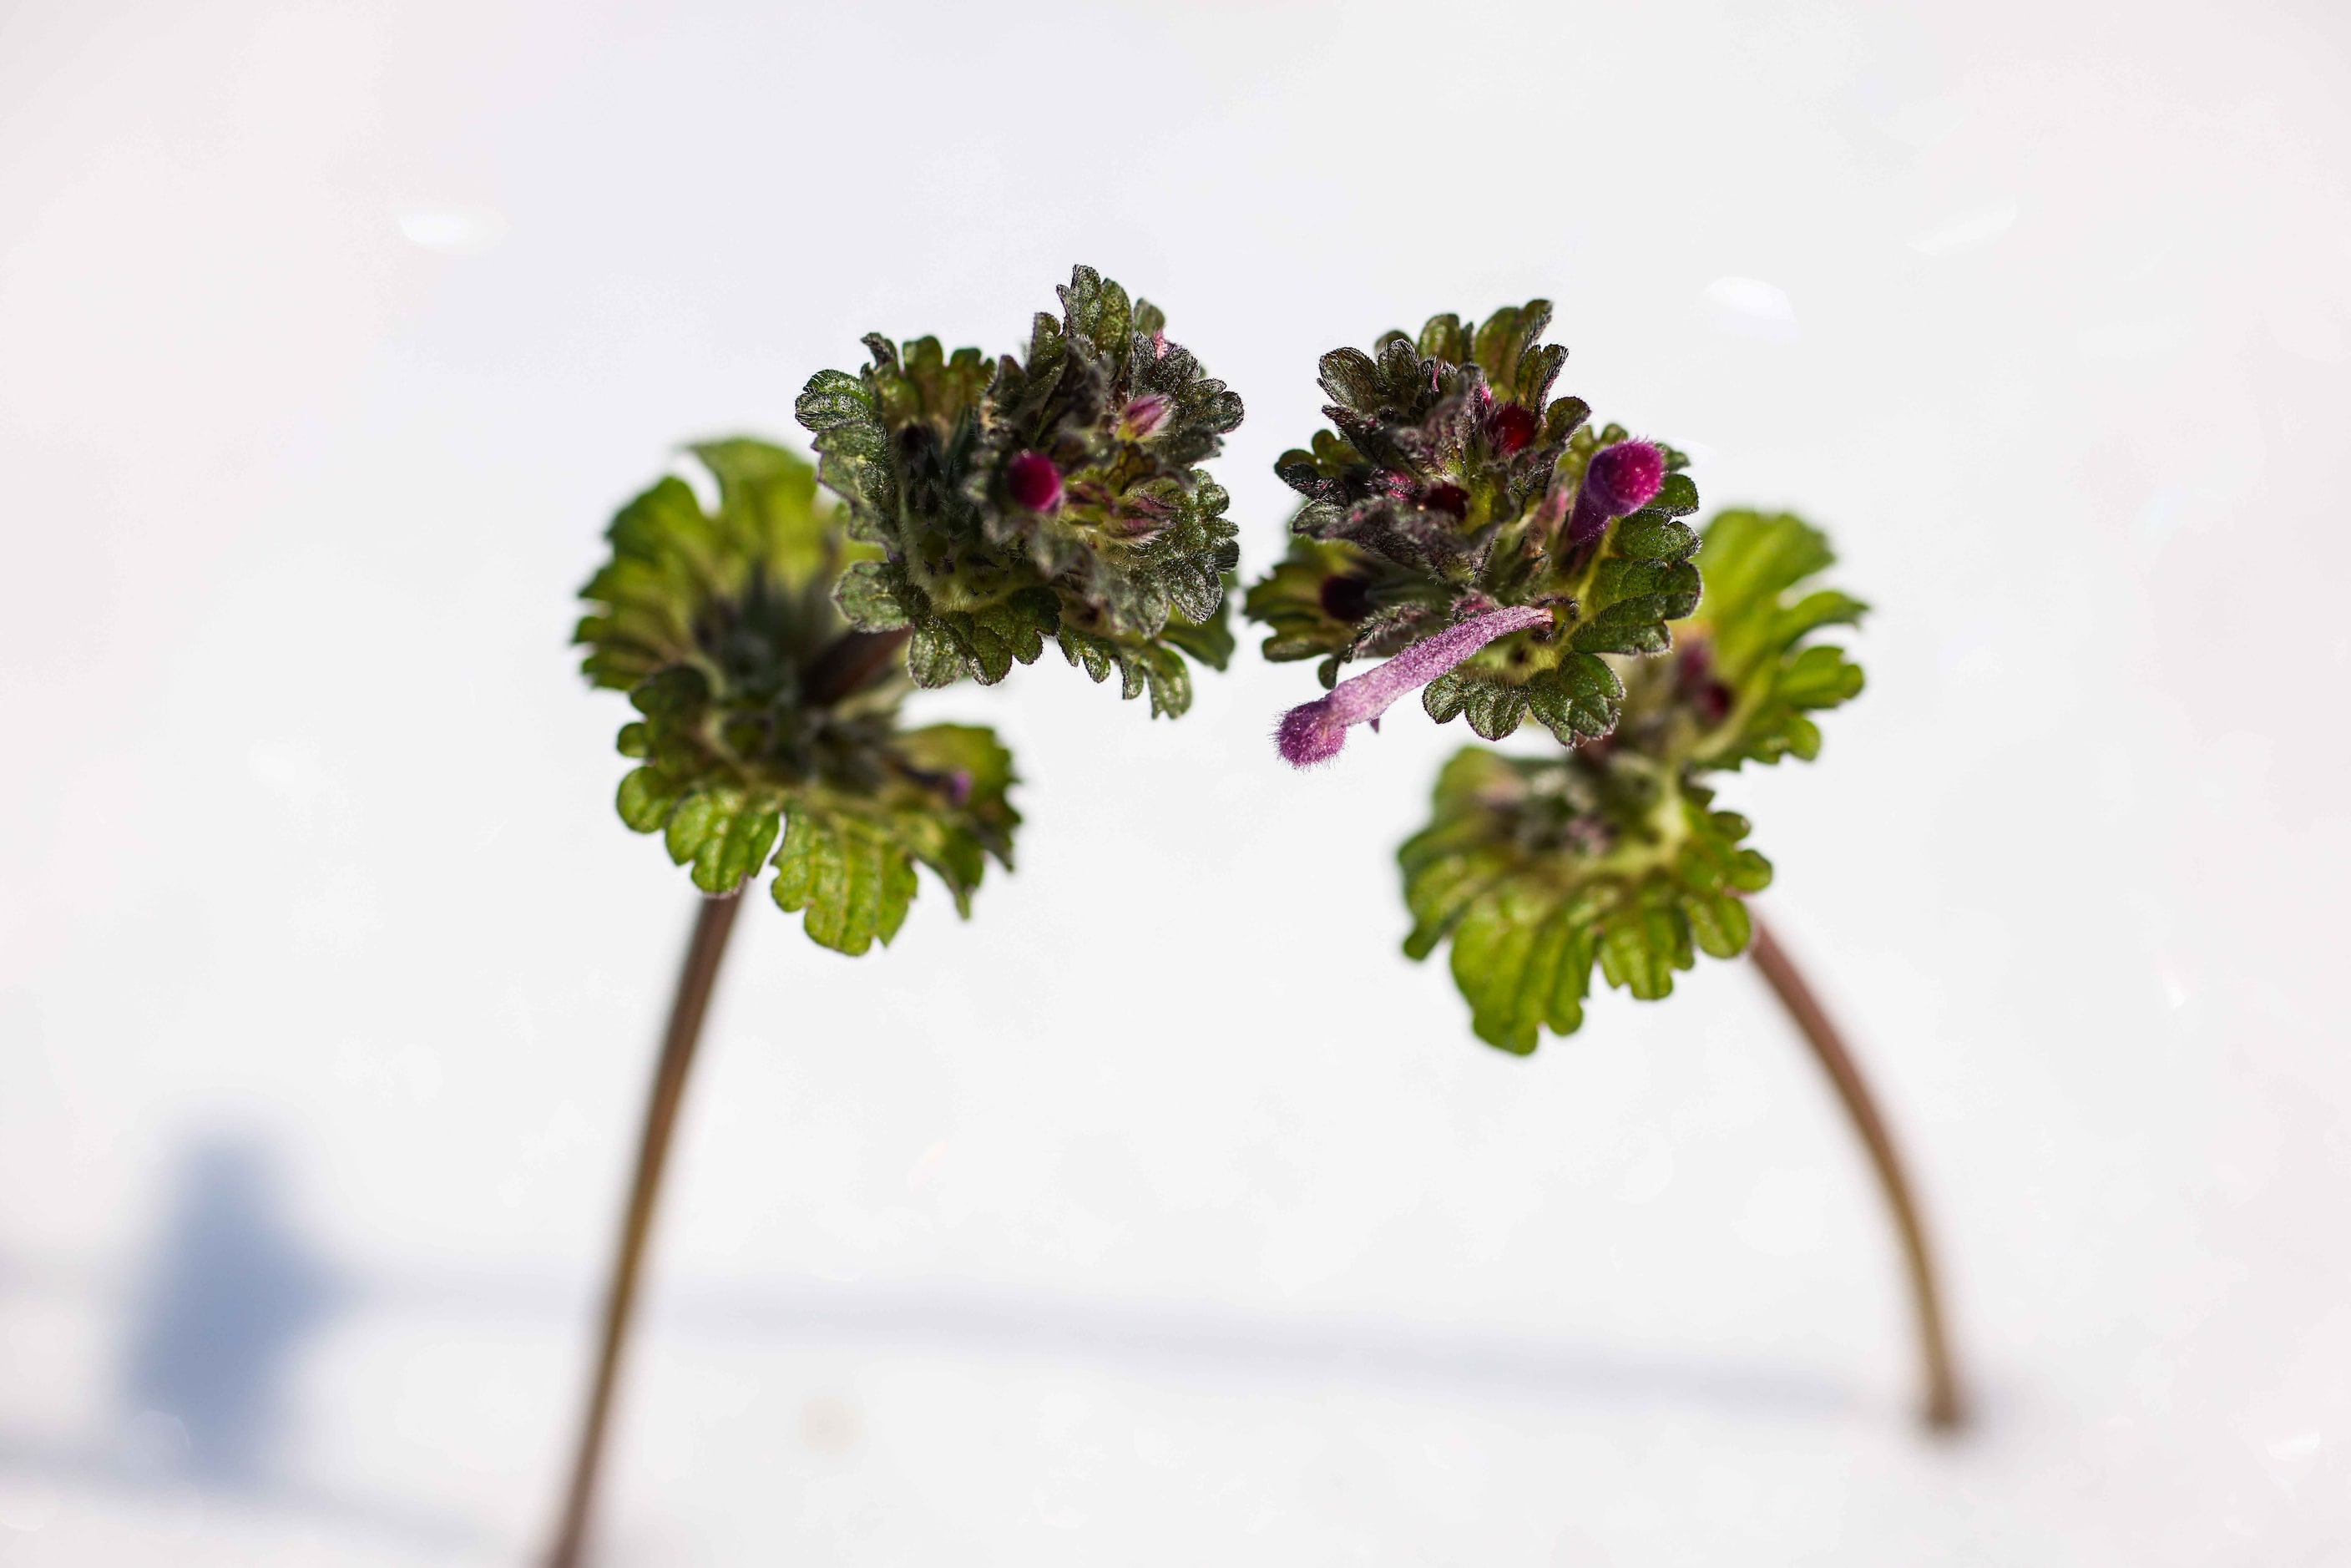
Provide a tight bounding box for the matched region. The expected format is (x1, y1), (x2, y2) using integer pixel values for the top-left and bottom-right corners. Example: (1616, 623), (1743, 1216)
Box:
(575, 440), (1019, 954)
(1244, 301), (1702, 754)
(796, 266), (1244, 717)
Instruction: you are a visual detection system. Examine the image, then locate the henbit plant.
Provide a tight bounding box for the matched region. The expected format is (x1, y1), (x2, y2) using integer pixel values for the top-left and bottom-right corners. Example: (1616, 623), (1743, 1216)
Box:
(1245, 301), (1962, 1429)
(547, 266), (1242, 1567)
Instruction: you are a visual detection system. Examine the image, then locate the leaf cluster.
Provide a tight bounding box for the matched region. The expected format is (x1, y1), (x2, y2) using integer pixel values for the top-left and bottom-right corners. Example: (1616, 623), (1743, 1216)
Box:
(796, 266), (1243, 716)
(1399, 748), (1772, 1053)
(1242, 301), (1701, 746)
(576, 439), (1019, 954)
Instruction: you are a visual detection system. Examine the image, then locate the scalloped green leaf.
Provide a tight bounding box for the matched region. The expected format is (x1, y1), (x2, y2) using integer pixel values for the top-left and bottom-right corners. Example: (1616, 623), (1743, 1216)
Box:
(1679, 509), (1869, 772)
(616, 766), (682, 832)
(771, 807), (918, 955)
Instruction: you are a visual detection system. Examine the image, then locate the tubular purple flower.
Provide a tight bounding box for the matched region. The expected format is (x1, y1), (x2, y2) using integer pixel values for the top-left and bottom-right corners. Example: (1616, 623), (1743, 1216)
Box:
(1276, 604), (1554, 767)
(1566, 440), (1665, 545)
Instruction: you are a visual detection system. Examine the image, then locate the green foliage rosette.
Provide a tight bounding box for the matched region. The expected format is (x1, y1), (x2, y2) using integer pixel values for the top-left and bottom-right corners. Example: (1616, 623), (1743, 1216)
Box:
(1244, 301), (1702, 746)
(794, 266), (1243, 718)
(1395, 510), (1867, 1051)
(576, 439), (1019, 954)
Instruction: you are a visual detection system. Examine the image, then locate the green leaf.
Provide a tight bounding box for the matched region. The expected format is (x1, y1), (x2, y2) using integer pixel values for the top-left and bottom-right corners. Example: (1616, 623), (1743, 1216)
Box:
(771, 807), (917, 955)
(794, 368), (876, 430)
(1159, 577), (1236, 671)
(1523, 654), (1624, 744)
(1056, 630), (1198, 717)
(1612, 513), (1699, 562)
(616, 766), (682, 832)
(1462, 680), (1529, 741)
(1652, 472), (1700, 517)
(1678, 509), (1869, 772)
(690, 438), (829, 591)
(834, 559), (912, 630)
(907, 623), (967, 687)
(689, 798), (781, 894)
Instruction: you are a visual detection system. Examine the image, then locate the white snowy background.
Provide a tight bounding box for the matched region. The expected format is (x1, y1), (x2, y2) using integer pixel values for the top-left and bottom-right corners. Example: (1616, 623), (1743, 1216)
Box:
(3, 0), (2348, 1561)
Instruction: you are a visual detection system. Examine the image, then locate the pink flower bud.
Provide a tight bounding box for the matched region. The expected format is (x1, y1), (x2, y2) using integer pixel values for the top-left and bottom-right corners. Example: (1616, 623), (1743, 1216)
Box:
(1677, 643), (1735, 725)
(1275, 604), (1553, 768)
(1120, 393), (1171, 439)
(1566, 441), (1665, 545)
(1005, 451), (1063, 513)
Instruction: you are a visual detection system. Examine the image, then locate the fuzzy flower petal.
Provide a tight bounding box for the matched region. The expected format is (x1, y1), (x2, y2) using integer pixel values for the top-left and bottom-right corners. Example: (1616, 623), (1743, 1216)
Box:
(1276, 604), (1554, 767)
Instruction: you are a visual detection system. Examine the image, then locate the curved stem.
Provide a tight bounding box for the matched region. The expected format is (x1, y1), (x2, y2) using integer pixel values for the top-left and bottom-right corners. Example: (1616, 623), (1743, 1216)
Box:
(803, 626), (912, 706)
(546, 890), (742, 1568)
(1748, 914), (1964, 1431)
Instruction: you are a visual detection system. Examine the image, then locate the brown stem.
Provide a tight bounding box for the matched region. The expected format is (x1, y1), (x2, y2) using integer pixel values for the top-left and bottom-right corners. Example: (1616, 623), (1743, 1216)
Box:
(1747, 914), (1964, 1431)
(545, 890), (743, 1568)
(803, 626), (912, 707)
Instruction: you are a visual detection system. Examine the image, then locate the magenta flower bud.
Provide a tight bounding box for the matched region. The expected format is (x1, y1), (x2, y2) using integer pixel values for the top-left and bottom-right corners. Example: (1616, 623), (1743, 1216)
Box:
(1275, 604), (1553, 768)
(1006, 451), (1063, 512)
(1423, 482), (1469, 518)
(1567, 440), (1665, 545)
(1491, 402), (1539, 456)
(1318, 573), (1374, 622)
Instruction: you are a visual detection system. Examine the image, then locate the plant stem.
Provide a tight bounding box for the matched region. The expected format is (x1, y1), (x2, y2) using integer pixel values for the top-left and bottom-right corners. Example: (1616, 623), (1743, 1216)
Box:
(1747, 914), (1964, 1431)
(546, 889), (742, 1568)
(802, 626), (912, 705)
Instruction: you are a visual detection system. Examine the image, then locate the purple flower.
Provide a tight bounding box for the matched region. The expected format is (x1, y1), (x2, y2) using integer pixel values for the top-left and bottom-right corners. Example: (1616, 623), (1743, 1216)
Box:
(1276, 604), (1554, 767)
(1006, 451), (1063, 513)
(1566, 441), (1665, 545)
